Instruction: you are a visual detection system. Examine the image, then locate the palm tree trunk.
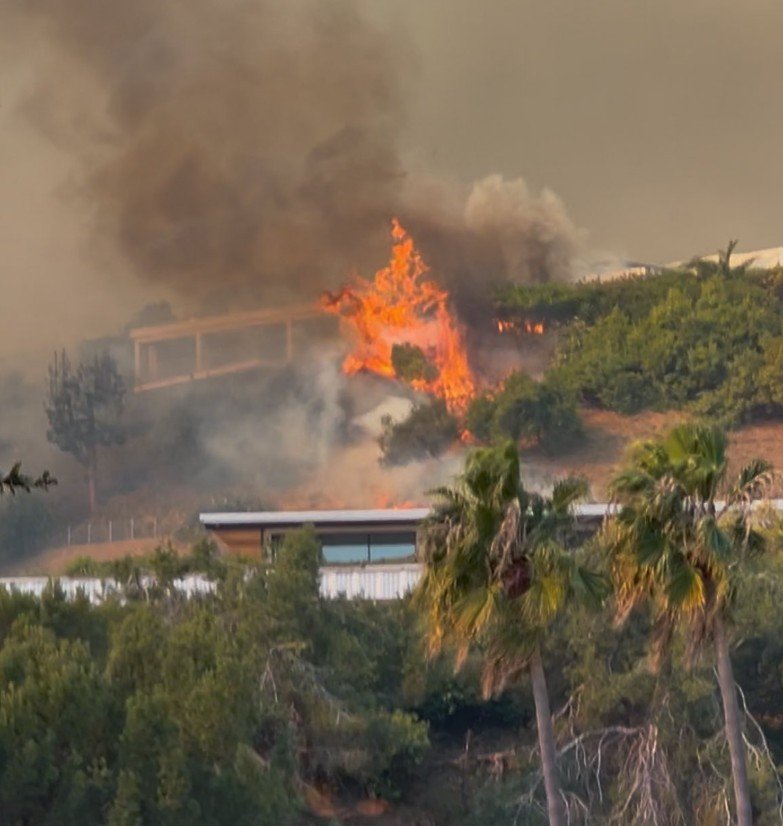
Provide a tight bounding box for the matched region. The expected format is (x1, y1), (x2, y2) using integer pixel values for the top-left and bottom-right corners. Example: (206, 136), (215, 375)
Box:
(714, 615), (753, 826)
(530, 645), (565, 826)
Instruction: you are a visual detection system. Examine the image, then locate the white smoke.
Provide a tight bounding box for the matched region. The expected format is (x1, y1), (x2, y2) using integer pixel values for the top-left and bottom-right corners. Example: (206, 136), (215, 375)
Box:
(464, 174), (585, 283)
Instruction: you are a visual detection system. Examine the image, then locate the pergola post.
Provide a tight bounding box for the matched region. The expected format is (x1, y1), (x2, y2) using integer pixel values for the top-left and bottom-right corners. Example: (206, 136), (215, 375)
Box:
(195, 332), (204, 373)
(285, 320), (293, 362)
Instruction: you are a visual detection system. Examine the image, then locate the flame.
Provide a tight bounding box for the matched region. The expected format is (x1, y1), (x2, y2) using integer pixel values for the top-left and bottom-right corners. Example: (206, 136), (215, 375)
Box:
(495, 319), (545, 335)
(373, 493), (418, 509)
(321, 219), (475, 410)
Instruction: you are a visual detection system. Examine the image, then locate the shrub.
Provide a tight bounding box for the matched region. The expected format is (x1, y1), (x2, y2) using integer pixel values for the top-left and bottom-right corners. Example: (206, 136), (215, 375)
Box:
(391, 343), (438, 383)
(550, 275), (781, 421)
(466, 372), (582, 450)
(379, 400), (460, 465)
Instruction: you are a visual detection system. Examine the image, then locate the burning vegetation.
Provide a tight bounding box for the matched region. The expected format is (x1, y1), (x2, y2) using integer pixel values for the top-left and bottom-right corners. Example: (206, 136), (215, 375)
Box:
(320, 218), (581, 466)
(496, 319), (545, 336)
(320, 219), (475, 412)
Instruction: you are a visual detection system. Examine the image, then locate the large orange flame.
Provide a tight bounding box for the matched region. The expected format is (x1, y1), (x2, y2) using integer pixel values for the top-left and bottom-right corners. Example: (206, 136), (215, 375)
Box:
(321, 219), (475, 410)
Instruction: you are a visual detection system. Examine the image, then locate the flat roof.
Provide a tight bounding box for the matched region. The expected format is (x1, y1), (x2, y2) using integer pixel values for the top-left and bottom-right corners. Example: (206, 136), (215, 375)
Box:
(199, 508), (431, 530)
(199, 504), (621, 530)
(200, 500), (783, 531)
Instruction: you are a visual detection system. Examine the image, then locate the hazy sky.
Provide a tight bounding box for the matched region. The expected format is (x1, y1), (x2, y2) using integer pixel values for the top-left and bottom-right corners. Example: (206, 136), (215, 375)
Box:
(379, 0), (783, 262)
(2, 0), (783, 365)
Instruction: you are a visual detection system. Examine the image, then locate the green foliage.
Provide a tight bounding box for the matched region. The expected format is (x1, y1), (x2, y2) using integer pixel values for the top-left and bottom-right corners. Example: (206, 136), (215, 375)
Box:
(418, 442), (604, 694)
(46, 350), (127, 465)
(379, 399), (460, 465)
(555, 274), (783, 423)
(466, 372), (582, 449)
(0, 623), (114, 825)
(0, 529), (432, 822)
(499, 258), (783, 426)
(64, 555), (103, 577)
(45, 350), (126, 509)
(497, 267), (701, 327)
(4, 504), (783, 821)
(391, 342), (439, 383)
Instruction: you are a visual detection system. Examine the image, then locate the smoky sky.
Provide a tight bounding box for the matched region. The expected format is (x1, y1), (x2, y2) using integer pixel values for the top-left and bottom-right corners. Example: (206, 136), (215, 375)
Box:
(3, 0), (413, 309)
(383, 0), (783, 263)
(1, 0), (585, 324)
(3, 0), (782, 367)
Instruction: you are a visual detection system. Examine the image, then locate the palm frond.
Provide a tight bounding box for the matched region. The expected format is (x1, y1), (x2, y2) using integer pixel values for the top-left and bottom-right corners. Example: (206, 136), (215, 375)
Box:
(664, 552), (705, 613)
(695, 517), (732, 569)
(727, 457), (775, 507)
(550, 475), (589, 515)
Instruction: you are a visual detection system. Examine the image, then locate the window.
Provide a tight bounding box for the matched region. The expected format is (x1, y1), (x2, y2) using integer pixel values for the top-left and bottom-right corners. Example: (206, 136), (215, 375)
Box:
(368, 531), (416, 563)
(321, 533), (369, 564)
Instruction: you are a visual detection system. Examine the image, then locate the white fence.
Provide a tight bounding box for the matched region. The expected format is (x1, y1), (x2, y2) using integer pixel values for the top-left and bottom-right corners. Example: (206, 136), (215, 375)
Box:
(0, 564), (425, 604)
(320, 563), (422, 600)
(0, 575), (217, 603)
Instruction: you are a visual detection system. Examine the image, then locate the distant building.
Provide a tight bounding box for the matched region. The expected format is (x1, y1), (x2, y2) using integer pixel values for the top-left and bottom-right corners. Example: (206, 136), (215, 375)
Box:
(199, 505), (615, 600)
(199, 508), (430, 565)
(199, 505), (615, 564)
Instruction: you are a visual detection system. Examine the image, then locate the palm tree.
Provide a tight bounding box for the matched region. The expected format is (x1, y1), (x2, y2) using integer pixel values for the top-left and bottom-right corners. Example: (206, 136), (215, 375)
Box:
(605, 422), (772, 826)
(415, 441), (606, 826)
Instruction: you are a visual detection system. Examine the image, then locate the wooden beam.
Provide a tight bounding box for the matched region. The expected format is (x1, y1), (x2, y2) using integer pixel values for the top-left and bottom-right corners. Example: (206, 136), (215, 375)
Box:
(146, 344), (158, 381)
(285, 320), (293, 362)
(129, 303), (321, 344)
(134, 357), (285, 392)
(195, 332), (203, 372)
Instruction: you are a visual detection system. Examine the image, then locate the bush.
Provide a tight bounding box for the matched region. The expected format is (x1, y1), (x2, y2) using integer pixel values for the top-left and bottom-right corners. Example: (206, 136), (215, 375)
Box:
(549, 274), (782, 421)
(466, 372), (582, 450)
(379, 400), (460, 465)
(391, 343), (439, 383)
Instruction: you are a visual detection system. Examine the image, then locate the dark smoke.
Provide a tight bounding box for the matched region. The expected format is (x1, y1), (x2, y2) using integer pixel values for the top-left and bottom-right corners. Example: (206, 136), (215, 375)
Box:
(0, 0), (584, 530)
(7, 0), (580, 315)
(9, 0), (409, 307)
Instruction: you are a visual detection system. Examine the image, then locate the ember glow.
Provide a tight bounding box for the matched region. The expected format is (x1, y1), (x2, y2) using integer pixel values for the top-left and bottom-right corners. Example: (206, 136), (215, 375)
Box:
(321, 219), (475, 410)
(495, 319), (545, 335)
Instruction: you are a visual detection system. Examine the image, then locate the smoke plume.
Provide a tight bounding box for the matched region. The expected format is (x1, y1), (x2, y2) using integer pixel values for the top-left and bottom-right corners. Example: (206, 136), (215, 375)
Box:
(4, 0), (581, 315)
(0, 0), (584, 529)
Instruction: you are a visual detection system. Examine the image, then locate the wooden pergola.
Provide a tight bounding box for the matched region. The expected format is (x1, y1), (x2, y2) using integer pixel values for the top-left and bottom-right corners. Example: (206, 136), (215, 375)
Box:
(129, 303), (325, 391)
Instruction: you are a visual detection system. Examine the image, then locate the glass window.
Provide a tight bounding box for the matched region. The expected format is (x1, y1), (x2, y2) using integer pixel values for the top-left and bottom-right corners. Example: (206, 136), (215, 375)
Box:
(321, 533), (369, 564)
(368, 531), (416, 563)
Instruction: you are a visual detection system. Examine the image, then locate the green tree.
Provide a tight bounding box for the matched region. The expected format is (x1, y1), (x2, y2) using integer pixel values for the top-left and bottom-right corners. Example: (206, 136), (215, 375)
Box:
(391, 343), (439, 383)
(378, 399), (459, 466)
(0, 623), (114, 824)
(466, 372), (582, 449)
(605, 423), (772, 826)
(416, 442), (606, 826)
(45, 350), (125, 513)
